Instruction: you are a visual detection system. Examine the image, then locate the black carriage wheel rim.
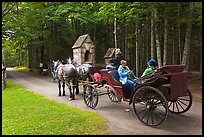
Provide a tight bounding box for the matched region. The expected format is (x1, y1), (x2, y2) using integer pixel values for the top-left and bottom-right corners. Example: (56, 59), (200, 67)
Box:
(84, 85), (98, 108)
(107, 88), (118, 102)
(167, 90), (192, 114)
(132, 86), (168, 127)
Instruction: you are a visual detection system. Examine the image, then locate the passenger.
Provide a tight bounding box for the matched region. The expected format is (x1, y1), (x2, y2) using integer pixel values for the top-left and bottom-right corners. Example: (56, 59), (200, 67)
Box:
(118, 60), (138, 112)
(141, 59), (157, 77)
(108, 49), (125, 70)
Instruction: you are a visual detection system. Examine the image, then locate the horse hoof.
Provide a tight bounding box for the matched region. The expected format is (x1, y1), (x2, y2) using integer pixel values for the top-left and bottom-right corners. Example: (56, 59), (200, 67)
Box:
(69, 98), (72, 101)
(58, 94), (61, 96)
(63, 94), (66, 96)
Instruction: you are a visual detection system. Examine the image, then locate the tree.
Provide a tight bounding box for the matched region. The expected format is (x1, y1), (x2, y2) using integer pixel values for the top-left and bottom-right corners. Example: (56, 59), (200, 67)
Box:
(182, 2), (195, 71)
(163, 6), (168, 65)
(2, 2), (202, 76)
(154, 7), (162, 67)
(150, 8), (155, 60)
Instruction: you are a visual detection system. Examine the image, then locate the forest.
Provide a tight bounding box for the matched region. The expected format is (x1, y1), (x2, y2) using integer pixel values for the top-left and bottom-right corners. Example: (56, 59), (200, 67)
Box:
(2, 2), (202, 77)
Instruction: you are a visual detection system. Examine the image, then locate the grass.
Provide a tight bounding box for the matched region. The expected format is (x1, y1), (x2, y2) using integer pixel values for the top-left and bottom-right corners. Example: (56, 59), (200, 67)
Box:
(12, 66), (30, 71)
(2, 80), (110, 135)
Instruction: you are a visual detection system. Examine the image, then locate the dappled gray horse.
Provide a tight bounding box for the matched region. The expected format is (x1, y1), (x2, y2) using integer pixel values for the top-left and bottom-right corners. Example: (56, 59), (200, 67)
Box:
(76, 64), (92, 81)
(54, 59), (79, 100)
(72, 59), (92, 81)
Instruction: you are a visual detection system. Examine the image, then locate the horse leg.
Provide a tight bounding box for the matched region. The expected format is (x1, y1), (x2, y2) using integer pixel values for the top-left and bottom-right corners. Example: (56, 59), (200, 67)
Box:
(75, 81), (79, 95)
(58, 80), (61, 96)
(68, 83), (73, 100)
(62, 80), (66, 96)
(72, 85), (75, 100)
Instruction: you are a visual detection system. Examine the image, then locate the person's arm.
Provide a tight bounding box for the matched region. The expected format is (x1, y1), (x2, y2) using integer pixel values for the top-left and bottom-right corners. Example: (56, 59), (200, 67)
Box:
(118, 67), (128, 78)
(141, 68), (150, 77)
(142, 67), (156, 77)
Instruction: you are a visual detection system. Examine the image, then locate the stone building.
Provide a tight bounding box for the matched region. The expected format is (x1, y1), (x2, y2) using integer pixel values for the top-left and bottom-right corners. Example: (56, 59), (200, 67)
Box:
(104, 48), (121, 65)
(72, 34), (95, 65)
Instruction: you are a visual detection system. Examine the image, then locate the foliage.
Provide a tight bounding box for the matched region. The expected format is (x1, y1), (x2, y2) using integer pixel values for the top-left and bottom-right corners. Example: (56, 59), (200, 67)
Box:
(2, 2), (202, 72)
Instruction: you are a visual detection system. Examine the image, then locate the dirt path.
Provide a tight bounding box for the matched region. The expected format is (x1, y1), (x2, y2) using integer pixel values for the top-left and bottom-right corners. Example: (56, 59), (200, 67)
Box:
(6, 68), (202, 135)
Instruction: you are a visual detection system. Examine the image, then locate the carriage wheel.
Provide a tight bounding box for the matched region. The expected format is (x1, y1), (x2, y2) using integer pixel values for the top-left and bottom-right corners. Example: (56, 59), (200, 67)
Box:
(167, 89), (192, 114)
(107, 87), (119, 102)
(132, 86), (168, 127)
(83, 84), (99, 109)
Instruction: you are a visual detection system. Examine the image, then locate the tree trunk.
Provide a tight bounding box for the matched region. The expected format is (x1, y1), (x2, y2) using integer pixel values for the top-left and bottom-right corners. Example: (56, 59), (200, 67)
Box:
(172, 27), (175, 64)
(177, 3), (182, 64)
(18, 48), (21, 66)
(154, 8), (162, 67)
(135, 20), (139, 77)
(35, 48), (39, 68)
(125, 23), (128, 59)
(41, 45), (44, 65)
(163, 16), (168, 65)
(114, 3), (117, 50)
(28, 42), (32, 69)
(150, 10), (155, 60)
(200, 48), (202, 82)
(182, 2), (195, 71)
(2, 67), (6, 89)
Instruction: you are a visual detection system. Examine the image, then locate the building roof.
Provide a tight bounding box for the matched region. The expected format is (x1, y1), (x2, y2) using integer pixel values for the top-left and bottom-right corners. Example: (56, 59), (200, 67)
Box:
(72, 34), (90, 49)
(104, 48), (116, 58)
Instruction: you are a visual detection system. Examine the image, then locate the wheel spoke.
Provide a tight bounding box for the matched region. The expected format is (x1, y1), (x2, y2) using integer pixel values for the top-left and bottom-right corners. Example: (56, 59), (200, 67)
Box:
(168, 101), (173, 108)
(133, 86), (168, 126)
(141, 109), (149, 120)
(137, 108), (147, 115)
(90, 100), (94, 108)
(150, 95), (155, 104)
(84, 85), (98, 108)
(154, 100), (163, 106)
(151, 112), (154, 125)
(153, 110), (165, 119)
(154, 99), (161, 105)
(178, 99), (188, 106)
(177, 100), (185, 111)
(173, 102), (175, 112)
(87, 99), (91, 106)
(85, 97), (90, 102)
(146, 110), (150, 124)
(175, 102), (180, 113)
(138, 102), (146, 106)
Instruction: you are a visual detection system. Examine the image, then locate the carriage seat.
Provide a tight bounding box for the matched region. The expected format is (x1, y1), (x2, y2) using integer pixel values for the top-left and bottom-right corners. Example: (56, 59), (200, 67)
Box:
(108, 70), (120, 81)
(108, 70), (131, 99)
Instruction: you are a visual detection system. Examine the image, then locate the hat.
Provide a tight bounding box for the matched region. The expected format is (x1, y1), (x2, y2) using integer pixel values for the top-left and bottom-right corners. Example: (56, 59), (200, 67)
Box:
(147, 59), (157, 67)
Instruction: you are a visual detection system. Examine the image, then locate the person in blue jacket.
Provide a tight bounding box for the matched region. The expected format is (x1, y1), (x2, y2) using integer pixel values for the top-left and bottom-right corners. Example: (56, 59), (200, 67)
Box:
(118, 60), (139, 111)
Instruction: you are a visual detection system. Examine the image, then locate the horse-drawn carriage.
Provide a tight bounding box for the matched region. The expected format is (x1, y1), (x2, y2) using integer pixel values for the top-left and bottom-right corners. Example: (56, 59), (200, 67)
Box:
(81, 65), (192, 127)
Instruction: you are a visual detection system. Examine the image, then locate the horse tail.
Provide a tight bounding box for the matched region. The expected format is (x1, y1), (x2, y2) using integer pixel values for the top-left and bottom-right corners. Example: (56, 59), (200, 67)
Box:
(69, 68), (79, 85)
